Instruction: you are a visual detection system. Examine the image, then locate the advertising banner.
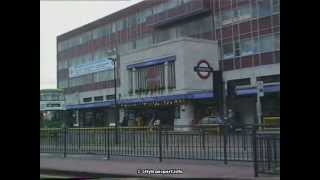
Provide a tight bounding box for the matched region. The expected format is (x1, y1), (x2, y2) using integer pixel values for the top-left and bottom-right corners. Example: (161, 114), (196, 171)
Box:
(69, 59), (114, 78)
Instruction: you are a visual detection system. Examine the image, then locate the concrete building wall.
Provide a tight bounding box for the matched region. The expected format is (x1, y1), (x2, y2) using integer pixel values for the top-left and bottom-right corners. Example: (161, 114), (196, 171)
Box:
(119, 37), (219, 99)
(223, 64), (280, 86)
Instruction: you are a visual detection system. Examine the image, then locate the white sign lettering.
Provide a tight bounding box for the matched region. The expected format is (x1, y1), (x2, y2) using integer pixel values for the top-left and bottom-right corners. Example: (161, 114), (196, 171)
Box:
(69, 59), (114, 78)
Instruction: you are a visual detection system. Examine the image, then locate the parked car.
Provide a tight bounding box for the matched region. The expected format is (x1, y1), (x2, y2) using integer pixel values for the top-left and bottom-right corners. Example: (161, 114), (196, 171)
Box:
(196, 116), (224, 133)
(198, 116), (224, 126)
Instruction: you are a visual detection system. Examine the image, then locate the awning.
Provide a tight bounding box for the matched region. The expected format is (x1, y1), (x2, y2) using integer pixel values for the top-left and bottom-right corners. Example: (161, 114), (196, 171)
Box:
(236, 84), (280, 96)
(65, 91), (213, 110)
(64, 84), (280, 110)
(127, 56), (176, 69)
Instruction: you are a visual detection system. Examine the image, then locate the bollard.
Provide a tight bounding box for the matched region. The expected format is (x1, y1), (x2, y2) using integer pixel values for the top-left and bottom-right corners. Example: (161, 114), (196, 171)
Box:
(223, 125), (228, 165)
(159, 127), (162, 162)
(107, 127), (110, 159)
(252, 125), (258, 177)
(63, 128), (67, 158)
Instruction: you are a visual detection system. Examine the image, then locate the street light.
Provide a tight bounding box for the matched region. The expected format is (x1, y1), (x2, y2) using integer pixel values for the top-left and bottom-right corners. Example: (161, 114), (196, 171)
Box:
(106, 48), (119, 144)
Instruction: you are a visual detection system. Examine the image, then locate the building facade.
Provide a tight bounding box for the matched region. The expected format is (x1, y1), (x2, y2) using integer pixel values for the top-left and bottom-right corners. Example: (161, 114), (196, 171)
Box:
(57, 0), (280, 128)
(40, 89), (65, 127)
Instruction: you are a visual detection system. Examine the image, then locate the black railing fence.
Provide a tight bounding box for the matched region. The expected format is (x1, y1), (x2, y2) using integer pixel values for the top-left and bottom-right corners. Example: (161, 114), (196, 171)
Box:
(40, 124), (280, 177)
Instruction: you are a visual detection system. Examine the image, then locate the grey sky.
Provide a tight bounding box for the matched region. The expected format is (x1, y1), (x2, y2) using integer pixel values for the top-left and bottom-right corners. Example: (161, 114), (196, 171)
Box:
(40, 0), (143, 90)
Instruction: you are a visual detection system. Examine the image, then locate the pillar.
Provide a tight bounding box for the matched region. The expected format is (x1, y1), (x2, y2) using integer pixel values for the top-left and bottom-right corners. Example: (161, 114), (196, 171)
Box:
(132, 68), (136, 96)
(164, 61), (169, 94)
(174, 104), (194, 131)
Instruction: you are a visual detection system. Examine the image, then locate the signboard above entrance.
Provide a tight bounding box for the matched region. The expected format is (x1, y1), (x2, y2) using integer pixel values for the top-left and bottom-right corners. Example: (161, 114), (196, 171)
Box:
(69, 59), (114, 78)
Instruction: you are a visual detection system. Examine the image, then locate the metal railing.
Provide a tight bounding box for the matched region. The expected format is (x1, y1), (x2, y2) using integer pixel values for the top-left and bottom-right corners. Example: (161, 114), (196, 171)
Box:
(40, 124), (280, 177)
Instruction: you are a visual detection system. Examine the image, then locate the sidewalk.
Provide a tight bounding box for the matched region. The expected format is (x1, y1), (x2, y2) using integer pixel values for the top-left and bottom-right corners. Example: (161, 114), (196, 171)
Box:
(40, 154), (279, 179)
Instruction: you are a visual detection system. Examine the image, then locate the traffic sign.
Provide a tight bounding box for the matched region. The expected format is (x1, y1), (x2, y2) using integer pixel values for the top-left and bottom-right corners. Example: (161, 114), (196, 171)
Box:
(194, 60), (213, 79)
(193, 66), (213, 72)
(256, 81), (264, 97)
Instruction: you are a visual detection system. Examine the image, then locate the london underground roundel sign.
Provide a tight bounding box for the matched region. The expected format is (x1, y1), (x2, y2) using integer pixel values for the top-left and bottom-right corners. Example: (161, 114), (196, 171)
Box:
(194, 60), (213, 79)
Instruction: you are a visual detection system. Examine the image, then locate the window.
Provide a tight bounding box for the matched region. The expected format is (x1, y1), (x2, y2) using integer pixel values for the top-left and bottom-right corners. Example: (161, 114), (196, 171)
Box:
(272, 0), (280, 13)
(106, 95), (115, 100)
(168, 62), (176, 88)
(134, 64), (166, 91)
(154, 28), (171, 43)
(260, 34), (273, 52)
(83, 97), (92, 103)
(122, 18), (128, 29)
(240, 38), (254, 56)
(94, 96), (104, 102)
(93, 70), (113, 82)
(136, 35), (152, 50)
(58, 60), (68, 70)
(222, 9), (233, 25)
(274, 33), (280, 50)
(257, 74), (280, 83)
(199, 16), (212, 34)
(112, 22), (116, 33)
(141, 8), (152, 23)
(105, 24), (111, 37)
(223, 43), (234, 59)
(128, 69), (133, 92)
(235, 4), (252, 21)
(214, 15), (222, 29)
(128, 14), (137, 27)
(116, 20), (123, 31)
(235, 40), (240, 56)
(258, 0), (272, 17)
(58, 79), (68, 89)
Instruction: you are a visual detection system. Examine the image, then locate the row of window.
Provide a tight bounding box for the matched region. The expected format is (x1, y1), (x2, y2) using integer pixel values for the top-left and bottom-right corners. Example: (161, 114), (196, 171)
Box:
(222, 32), (279, 59)
(215, 0), (280, 28)
(167, 62), (176, 88)
(40, 93), (64, 101)
(58, 50), (107, 70)
(57, 0), (197, 52)
(83, 95), (115, 103)
(58, 69), (115, 89)
(137, 64), (165, 91)
(59, 15), (212, 68)
(128, 62), (176, 93)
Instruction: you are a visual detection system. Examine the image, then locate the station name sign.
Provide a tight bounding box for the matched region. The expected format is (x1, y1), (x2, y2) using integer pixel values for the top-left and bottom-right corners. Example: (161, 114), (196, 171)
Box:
(69, 59), (114, 78)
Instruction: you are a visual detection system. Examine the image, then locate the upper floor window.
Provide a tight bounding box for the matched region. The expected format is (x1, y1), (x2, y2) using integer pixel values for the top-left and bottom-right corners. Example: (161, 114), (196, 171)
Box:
(272, 0), (280, 13)
(258, 0), (272, 17)
(259, 34), (273, 53)
(223, 43), (234, 59)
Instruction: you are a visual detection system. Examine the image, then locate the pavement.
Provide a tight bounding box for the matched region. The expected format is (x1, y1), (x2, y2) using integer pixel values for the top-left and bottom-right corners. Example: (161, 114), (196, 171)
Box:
(40, 154), (279, 179)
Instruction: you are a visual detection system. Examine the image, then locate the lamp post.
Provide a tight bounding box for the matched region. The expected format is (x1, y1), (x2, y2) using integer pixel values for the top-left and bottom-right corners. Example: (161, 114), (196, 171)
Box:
(106, 48), (119, 144)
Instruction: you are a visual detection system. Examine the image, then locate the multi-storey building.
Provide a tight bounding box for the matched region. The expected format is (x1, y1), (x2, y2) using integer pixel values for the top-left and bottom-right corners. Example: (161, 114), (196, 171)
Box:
(57, 0), (280, 129)
(40, 89), (65, 122)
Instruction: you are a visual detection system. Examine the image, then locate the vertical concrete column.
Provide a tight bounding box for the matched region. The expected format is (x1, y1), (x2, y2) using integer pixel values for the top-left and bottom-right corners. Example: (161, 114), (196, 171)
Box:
(174, 104), (194, 131)
(164, 62), (168, 94)
(132, 68), (136, 96)
(119, 108), (125, 125)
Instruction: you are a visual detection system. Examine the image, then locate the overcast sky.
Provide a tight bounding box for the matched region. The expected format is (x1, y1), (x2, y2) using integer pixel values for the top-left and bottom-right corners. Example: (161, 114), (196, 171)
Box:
(40, 0), (143, 90)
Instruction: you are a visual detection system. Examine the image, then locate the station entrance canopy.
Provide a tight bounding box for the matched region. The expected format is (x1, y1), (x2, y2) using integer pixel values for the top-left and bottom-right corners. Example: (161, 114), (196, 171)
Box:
(64, 83), (280, 110)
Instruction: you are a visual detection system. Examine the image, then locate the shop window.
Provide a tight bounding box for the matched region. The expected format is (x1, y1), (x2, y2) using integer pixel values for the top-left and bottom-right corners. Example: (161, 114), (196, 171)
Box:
(94, 96), (104, 102)
(227, 78), (251, 96)
(257, 74), (280, 83)
(83, 97), (92, 103)
(168, 62), (176, 89)
(106, 95), (115, 100)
